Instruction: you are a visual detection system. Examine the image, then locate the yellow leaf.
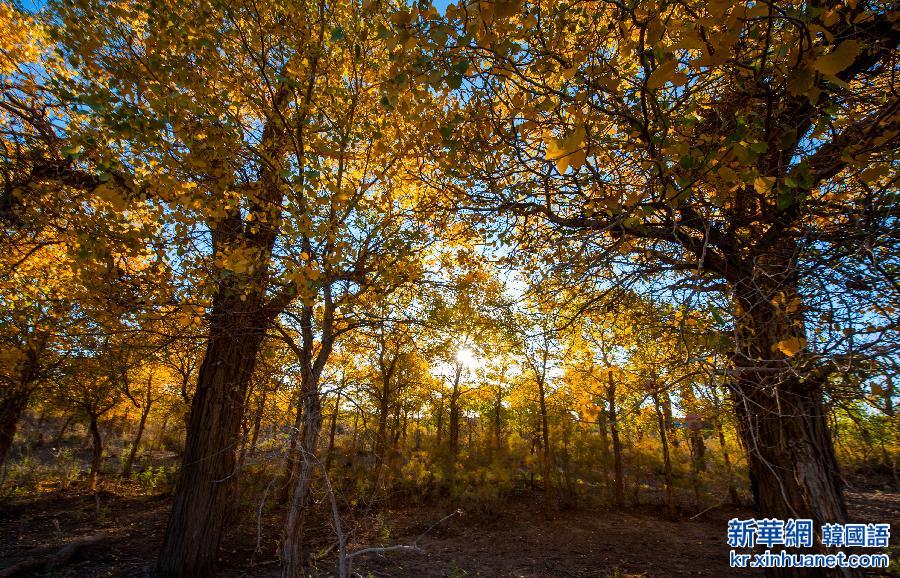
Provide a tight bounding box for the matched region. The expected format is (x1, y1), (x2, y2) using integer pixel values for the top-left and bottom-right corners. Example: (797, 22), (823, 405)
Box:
(494, 0), (523, 19)
(673, 28), (705, 51)
(754, 176), (775, 194)
(646, 59), (677, 90)
(717, 165), (737, 183)
(708, 0), (733, 18)
(774, 336), (806, 357)
(859, 165), (888, 183)
(813, 40), (862, 77)
(545, 125), (586, 173)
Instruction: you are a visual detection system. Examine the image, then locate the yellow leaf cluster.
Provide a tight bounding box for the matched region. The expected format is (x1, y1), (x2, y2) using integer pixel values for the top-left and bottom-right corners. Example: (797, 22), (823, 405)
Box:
(544, 125), (586, 173)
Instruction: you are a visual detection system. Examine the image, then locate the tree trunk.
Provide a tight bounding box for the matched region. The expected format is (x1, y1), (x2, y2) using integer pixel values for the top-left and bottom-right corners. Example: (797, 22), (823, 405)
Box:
(0, 347), (41, 469)
(716, 418), (740, 506)
(435, 395), (443, 447)
(249, 385), (268, 457)
(376, 389), (390, 465)
(606, 375), (625, 508)
(448, 362), (462, 464)
(53, 414), (73, 448)
(350, 411), (359, 459)
(122, 401), (151, 478)
(709, 385), (740, 505)
(731, 255), (855, 578)
(88, 412), (103, 492)
(280, 390), (304, 504)
(653, 390), (676, 518)
(325, 392), (340, 471)
(596, 400), (611, 497)
(688, 426), (706, 509)
(157, 302), (267, 577)
(154, 411), (169, 451)
(281, 376), (324, 577)
(0, 389), (30, 470)
(494, 386), (503, 452)
(537, 374), (555, 514)
(280, 294), (336, 577)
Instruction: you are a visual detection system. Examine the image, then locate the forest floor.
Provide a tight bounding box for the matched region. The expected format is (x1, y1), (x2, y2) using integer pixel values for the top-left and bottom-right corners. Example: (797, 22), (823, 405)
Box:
(0, 485), (897, 577)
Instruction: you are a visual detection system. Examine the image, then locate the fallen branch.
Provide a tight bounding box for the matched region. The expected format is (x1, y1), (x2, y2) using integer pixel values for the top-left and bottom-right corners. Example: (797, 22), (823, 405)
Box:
(344, 509), (462, 578)
(0, 533), (107, 578)
(689, 501), (724, 520)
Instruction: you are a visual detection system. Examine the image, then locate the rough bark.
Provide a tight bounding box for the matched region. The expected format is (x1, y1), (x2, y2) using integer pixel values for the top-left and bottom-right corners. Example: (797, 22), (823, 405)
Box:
(156, 300), (268, 577)
(731, 251), (855, 578)
(280, 390), (304, 504)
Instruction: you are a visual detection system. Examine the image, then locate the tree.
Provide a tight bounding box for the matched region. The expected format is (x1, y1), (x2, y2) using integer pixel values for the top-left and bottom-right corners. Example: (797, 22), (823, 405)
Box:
(32, 0), (444, 573)
(427, 2), (898, 569)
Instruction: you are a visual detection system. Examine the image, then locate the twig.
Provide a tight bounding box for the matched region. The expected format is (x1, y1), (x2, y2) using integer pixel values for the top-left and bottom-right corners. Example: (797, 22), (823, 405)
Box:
(689, 501), (723, 520)
(344, 509), (462, 577)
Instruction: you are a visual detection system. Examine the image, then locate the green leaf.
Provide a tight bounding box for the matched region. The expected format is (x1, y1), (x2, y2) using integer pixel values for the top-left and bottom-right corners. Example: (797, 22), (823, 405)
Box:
(446, 74), (463, 89)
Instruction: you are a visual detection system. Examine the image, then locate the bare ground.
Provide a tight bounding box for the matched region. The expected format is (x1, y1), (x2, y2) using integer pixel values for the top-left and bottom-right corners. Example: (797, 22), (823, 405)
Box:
(0, 487), (896, 577)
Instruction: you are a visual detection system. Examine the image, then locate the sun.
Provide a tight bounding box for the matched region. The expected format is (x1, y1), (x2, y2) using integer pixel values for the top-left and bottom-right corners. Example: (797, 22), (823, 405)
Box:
(455, 347), (481, 369)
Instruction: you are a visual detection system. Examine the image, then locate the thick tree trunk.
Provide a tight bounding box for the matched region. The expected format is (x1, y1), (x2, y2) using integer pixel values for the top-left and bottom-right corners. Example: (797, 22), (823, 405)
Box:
(157, 303), (267, 577)
(121, 402), (151, 478)
(0, 389), (29, 470)
(0, 347), (41, 469)
(606, 375), (625, 508)
(731, 255), (855, 578)
(88, 413), (103, 492)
